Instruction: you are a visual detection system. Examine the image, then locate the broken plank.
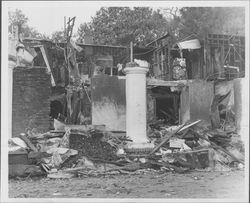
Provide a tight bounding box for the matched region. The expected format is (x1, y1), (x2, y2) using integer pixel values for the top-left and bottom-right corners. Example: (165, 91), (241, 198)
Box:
(18, 134), (38, 152)
(39, 45), (56, 86)
(147, 78), (187, 87)
(148, 123), (187, 156)
(28, 151), (51, 159)
(178, 120), (201, 132)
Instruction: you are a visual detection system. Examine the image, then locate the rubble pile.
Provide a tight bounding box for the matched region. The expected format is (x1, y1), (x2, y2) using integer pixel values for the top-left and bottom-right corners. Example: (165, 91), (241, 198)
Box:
(68, 129), (119, 161)
(8, 125), (125, 178)
(147, 120), (244, 172)
(8, 119), (244, 179)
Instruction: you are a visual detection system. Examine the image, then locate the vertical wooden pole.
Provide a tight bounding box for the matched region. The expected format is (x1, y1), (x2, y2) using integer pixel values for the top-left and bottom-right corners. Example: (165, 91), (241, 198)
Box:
(64, 16), (66, 40)
(130, 41), (133, 62)
(157, 50), (160, 77)
(168, 43), (171, 80)
(161, 50), (164, 75)
(204, 34), (208, 79)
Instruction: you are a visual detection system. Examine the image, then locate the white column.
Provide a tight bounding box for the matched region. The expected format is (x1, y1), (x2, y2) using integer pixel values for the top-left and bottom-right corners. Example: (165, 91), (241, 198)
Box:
(123, 65), (149, 143)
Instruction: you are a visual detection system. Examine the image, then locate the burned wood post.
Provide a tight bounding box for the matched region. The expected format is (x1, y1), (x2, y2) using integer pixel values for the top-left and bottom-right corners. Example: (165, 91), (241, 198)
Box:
(64, 16), (81, 86)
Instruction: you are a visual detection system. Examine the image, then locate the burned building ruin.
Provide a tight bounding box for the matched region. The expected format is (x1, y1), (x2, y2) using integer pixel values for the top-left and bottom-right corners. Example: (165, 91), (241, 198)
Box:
(9, 31), (245, 138)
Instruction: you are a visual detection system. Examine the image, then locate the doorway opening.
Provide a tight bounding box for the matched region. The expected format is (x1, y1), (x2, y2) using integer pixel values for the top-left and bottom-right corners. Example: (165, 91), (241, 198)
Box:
(151, 86), (180, 125)
(50, 100), (63, 119)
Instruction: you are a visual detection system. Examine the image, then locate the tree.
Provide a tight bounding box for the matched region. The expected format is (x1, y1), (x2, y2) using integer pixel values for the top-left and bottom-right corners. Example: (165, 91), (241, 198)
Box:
(77, 7), (169, 46)
(161, 7), (245, 41)
(51, 30), (65, 43)
(160, 7), (181, 38)
(77, 23), (93, 43)
(8, 9), (45, 39)
(8, 9), (28, 33)
(177, 7), (245, 39)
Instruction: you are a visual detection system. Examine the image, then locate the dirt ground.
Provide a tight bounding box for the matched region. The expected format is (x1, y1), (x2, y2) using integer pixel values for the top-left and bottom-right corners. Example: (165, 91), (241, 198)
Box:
(9, 170), (246, 199)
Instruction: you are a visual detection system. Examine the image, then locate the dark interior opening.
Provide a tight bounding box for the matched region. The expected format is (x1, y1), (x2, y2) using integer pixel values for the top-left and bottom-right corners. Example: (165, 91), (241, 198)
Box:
(50, 100), (63, 119)
(156, 97), (179, 125)
(104, 67), (111, 75)
(152, 86), (180, 125)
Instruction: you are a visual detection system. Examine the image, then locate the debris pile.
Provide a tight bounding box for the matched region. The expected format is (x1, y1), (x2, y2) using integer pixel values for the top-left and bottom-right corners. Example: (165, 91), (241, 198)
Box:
(67, 129), (118, 161)
(9, 119), (244, 179)
(147, 119), (244, 172)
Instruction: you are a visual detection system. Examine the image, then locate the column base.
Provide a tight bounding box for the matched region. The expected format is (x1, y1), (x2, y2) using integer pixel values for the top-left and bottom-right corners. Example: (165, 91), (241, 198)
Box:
(126, 142), (154, 149)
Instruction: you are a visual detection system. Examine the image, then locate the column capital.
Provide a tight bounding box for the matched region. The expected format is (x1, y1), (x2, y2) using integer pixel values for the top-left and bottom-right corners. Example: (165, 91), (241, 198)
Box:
(124, 66), (149, 75)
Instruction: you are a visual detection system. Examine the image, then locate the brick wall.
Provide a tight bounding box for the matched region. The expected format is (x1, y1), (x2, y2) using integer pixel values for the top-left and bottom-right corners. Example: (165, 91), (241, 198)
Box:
(12, 66), (51, 137)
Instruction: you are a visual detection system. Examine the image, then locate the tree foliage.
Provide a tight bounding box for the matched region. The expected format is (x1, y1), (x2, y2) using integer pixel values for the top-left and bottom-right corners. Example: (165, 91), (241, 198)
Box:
(77, 7), (169, 46)
(177, 7), (245, 39)
(8, 9), (28, 31)
(9, 7), (245, 46)
(51, 30), (65, 43)
(161, 7), (245, 41)
(8, 9), (50, 39)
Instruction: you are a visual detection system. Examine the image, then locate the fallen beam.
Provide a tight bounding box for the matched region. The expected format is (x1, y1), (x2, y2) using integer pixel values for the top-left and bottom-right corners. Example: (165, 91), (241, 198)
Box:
(147, 78), (187, 87)
(148, 120), (201, 156)
(148, 123), (186, 156)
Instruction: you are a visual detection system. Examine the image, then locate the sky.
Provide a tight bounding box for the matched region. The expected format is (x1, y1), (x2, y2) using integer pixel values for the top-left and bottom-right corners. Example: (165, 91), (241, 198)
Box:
(7, 1), (102, 36)
(5, 1), (164, 36)
(6, 1), (248, 37)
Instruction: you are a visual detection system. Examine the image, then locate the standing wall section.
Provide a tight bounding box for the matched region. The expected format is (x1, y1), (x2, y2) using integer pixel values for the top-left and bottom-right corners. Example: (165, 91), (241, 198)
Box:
(189, 80), (214, 122)
(91, 75), (126, 131)
(12, 66), (51, 137)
